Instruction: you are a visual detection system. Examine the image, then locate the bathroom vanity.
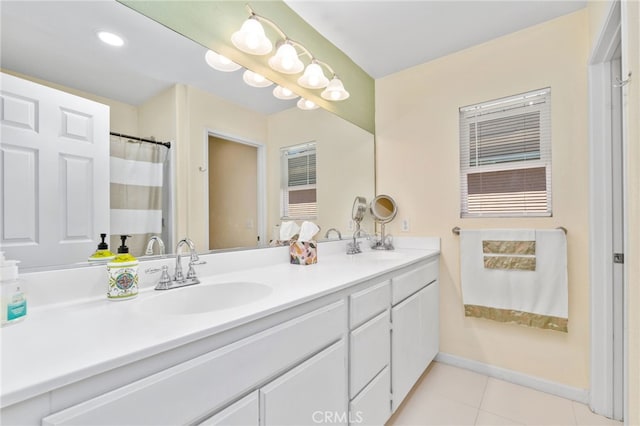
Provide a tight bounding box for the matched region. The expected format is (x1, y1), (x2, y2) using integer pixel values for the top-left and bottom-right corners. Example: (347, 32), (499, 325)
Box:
(0, 239), (439, 425)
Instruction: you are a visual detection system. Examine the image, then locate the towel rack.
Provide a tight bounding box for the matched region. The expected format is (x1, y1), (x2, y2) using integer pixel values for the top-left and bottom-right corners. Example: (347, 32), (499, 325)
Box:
(451, 226), (567, 235)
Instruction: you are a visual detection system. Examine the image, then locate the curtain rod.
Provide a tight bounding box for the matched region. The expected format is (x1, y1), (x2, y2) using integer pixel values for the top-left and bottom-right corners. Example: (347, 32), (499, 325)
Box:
(110, 132), (171, 149)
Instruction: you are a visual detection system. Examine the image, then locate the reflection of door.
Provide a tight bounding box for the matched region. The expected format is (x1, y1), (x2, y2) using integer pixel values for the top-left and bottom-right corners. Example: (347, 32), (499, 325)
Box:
(0, 73), (109, 267)
(208, 135), (258, 250)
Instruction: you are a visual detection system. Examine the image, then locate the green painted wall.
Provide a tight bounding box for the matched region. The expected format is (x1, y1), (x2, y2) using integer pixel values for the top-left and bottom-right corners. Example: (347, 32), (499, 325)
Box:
(117, 0), (375, 134)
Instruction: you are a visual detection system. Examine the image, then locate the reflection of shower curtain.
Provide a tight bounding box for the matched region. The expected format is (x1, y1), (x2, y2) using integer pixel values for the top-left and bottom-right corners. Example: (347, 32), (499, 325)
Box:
(109, 135), (168, 256)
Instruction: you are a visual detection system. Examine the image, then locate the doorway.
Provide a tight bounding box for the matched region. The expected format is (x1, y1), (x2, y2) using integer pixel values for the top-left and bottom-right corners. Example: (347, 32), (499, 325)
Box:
(588, 1), (625, 420)
(206, 133), (265, 250)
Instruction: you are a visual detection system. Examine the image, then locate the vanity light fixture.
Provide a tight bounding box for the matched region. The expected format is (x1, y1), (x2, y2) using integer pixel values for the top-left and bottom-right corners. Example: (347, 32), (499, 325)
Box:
(231, 18), (272, 55)
(231, 4), (350, 104)
(297, 61), (329, 89)
(321, 76), (350, 101)
(297, 98), (319, 110)
(268, 41), (304, 74)
(204, 50), (241, 72)
(97, 31), (124, 47)
(242, 70), (273, 88)
(273, 85), (298, 100)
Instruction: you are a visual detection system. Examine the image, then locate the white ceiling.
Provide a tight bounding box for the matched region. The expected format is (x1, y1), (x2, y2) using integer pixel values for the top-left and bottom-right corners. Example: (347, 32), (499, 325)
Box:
(284, 0), (587, 78)
(1, 1), (587, 113)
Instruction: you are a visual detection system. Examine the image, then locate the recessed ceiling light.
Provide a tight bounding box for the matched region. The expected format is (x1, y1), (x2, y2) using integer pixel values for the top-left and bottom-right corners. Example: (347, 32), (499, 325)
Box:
(97, 31), (124, 47)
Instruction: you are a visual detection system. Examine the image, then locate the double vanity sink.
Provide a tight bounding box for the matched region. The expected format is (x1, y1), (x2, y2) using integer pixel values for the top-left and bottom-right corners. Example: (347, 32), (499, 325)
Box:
(1, 240), (440, 425)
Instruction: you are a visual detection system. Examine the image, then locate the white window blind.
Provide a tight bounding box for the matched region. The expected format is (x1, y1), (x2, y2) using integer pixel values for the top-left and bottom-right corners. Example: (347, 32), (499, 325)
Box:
(281, 143), (317, 219)
(459, 88), (552, 217)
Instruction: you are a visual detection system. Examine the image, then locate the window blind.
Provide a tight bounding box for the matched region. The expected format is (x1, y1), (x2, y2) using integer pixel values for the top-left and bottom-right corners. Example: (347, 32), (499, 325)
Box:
(459, 88), (551, 217)
(281, 143), (317, 219)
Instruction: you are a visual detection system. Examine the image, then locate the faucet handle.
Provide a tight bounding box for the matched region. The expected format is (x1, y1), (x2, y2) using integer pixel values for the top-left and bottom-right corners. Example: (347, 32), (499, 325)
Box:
(149, 265), (173, 290)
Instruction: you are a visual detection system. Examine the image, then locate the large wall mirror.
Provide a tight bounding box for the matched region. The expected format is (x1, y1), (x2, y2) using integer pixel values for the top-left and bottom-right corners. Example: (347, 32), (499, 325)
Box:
(0, 0), (375, 270)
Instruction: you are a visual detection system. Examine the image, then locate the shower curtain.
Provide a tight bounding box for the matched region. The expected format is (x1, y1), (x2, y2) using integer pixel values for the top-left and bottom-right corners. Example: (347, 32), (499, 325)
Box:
(109, 135), (169, 257)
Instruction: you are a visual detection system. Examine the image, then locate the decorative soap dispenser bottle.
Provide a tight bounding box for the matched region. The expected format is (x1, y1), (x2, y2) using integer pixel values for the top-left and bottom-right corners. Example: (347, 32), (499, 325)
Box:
(106, 235), (139, 300)
(88, 233), (115, 262)
(0, 252), (26, 325)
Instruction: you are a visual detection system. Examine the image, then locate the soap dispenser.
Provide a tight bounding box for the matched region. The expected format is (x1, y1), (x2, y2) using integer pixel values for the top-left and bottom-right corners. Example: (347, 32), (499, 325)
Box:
(0, 252), (26, 325)
(106, 235), (139, 300)
(88, 233), (116, 262)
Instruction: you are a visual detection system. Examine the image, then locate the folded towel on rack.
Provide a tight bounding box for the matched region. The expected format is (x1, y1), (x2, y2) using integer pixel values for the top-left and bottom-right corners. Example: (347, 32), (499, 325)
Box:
(460, 229), (568, 332)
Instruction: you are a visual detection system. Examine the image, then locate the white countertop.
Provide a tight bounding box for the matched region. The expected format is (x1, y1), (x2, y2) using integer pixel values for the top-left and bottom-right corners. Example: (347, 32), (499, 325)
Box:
(0, 240), (439, 408)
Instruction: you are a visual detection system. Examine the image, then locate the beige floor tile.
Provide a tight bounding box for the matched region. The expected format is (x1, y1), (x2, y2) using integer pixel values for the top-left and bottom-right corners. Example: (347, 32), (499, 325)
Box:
(414, 362), (489, 408)
(388, 392), (479, 426)
(572, 402), (620, 426)
(475, 409), (525, 425)
(480, 378), (576, 425)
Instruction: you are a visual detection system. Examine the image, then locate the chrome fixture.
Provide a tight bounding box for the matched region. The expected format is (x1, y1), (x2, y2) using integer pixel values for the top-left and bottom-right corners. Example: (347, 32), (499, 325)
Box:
(150, 238), (206, 290)
(229, 4), (350, 108)
(324, 228), (342, 240)
(145, 235), (165, 256)
(370, 194), (397, 250)
(347, 229), (370, 255)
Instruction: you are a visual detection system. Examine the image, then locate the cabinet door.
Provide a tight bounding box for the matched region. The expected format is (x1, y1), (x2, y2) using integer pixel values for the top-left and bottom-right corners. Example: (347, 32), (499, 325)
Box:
(391, 291), (422, 411)
(199, 391), (258, 425)
(349, 366), (390, 426)
(391, 282), (439, 412)
(420, 280), (439, 367)
(261, 341), (347, 426)
(350, 310), (390, 398)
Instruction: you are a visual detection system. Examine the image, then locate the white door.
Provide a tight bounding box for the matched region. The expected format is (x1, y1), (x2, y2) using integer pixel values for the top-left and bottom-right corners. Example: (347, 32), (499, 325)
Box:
(0, 72), (109, 268)
(391, 291), (422, 412)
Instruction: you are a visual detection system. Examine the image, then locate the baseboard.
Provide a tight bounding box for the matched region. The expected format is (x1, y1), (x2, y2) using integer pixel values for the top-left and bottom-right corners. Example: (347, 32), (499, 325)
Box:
(435, 352), (589, 404)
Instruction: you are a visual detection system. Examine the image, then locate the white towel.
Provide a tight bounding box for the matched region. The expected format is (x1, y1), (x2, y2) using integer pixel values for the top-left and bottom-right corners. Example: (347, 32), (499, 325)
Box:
(460, 229), (568, 331)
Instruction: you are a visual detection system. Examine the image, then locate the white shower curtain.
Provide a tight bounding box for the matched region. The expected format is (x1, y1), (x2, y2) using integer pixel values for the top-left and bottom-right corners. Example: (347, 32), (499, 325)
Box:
(109, 135), (169, 256)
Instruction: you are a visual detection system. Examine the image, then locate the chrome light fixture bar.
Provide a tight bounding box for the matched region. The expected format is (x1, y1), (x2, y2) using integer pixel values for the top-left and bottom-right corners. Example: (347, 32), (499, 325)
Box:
(231, 4), (350, 106)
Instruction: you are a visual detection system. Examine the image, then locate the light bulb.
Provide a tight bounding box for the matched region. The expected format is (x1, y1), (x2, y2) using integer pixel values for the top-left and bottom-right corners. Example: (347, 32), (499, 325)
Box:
(243, 70), (273, 88)
(273, 85), (298, 100)
(297, 98), (319, 110)
(298, 62), (329, 89)
(97, 31), (124, 47)
(231, 18), (272, 55)
(321, 76), (350, 101)
(204, 50), (241, 72)
(268, 42), (304, 74)
(282, 87), (293, 97)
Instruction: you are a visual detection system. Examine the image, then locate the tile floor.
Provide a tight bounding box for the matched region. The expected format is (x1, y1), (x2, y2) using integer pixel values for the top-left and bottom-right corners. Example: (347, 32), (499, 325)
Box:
(386, 362), (621, 426)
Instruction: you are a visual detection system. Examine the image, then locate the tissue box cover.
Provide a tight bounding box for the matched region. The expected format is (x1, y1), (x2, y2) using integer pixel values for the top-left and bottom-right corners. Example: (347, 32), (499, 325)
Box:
(290, 240), (317, 265)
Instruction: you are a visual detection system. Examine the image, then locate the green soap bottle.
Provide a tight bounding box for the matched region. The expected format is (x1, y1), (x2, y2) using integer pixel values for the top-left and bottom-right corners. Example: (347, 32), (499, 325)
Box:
(106, 235), (139, 300)
(88, 233), (115, 262)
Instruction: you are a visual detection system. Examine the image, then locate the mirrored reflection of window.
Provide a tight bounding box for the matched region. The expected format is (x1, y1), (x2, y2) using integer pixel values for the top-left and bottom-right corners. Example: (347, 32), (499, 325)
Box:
(281, 142), (317, 219)
(459, 88), (552, 217)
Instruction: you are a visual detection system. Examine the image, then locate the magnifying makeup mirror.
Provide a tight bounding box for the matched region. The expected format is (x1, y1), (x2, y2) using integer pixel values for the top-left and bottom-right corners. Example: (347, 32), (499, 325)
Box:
(370, 194), (397, 250)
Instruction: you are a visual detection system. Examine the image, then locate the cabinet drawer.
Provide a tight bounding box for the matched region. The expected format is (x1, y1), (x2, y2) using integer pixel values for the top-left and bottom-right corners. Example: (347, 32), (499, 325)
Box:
(350, 366), (390, 426)
(199, 391), (258, 425)
(392, 260), (438, 305)
(350, 280), (390, 329)
(261, 340), (347, 426)
(350, 310), (390, 398)
(42, 301), (345, 426)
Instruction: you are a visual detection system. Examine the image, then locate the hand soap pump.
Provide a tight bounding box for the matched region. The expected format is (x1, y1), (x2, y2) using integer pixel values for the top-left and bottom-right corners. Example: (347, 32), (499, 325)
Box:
(0, 252), (26, 325)
(106, 235), (139, 300)
(88, 233), (115, 262)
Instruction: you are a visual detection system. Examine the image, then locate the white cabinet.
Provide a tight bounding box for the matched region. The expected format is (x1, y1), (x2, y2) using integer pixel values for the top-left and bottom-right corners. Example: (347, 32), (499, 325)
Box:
(350, 367), (390, 426)
(199, 391), (258, 426)
(391, 259), (439, 412)
(261, 341), (346, 426)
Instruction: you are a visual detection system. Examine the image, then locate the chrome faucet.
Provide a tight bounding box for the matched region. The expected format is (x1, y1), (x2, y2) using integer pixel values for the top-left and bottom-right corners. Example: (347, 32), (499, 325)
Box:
(324, 228), (342, 240)
(173, 238), (204, 286)
(151, 238), (206, 290)
(145, 235), (165, 256)
(347, 228), (370, 255)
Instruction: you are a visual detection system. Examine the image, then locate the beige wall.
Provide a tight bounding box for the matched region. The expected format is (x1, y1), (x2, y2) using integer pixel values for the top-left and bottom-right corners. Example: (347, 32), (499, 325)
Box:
(376, 10), (590, 388)
(208, 136), (258, 249)
(267, 107), (375, 241)
(621, 0), (640, 422)
(181, 85), (268, 251)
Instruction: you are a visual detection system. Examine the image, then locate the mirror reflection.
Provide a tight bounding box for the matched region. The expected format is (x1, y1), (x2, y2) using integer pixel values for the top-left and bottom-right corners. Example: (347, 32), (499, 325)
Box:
(0, 0), (375, 269)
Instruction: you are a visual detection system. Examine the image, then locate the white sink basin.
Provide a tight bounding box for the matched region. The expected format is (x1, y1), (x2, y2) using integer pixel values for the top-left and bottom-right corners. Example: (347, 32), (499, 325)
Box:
(138, 282), (272, 315)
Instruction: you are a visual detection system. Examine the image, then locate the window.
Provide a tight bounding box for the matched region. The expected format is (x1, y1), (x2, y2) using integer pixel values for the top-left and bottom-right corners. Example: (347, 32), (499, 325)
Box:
(459, 88), (551, 217)
(281, 142), (317, 219)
